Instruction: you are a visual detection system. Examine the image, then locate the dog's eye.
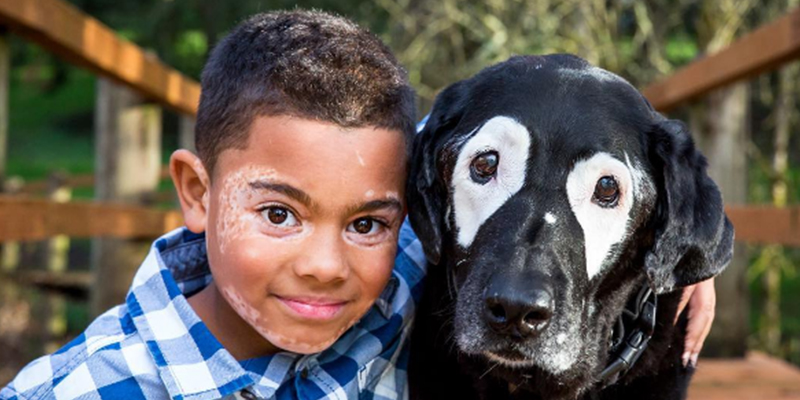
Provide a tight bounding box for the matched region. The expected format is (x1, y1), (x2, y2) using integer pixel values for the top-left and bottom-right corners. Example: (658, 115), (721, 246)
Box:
(470, 151), (499, 183)
(593, 176), (619, 207)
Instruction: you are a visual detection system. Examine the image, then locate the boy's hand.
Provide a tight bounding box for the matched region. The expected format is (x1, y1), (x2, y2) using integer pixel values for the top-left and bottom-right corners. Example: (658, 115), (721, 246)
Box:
(674, 277), (716, 368)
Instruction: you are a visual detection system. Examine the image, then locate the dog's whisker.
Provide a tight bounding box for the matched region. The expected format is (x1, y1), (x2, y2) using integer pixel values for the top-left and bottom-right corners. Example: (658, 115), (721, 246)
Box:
(478, 362), (499, 380)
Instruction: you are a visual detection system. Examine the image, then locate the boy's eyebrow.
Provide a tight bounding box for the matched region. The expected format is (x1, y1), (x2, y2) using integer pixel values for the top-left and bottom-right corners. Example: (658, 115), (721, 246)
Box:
(348, 198), (403, 216)
(248, 180), (316, 209)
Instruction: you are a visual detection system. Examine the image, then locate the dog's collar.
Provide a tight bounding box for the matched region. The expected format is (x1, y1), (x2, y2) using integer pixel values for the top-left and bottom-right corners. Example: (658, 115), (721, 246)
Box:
(597, 283), (657, 388)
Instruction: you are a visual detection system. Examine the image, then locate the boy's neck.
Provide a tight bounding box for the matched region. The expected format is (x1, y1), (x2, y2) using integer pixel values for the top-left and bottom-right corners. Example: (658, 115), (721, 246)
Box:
(187, 280), (280, 360)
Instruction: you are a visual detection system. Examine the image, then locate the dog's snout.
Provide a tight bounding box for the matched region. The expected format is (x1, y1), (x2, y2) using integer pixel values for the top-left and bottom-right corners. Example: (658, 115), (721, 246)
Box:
(484, 281), (554, 339)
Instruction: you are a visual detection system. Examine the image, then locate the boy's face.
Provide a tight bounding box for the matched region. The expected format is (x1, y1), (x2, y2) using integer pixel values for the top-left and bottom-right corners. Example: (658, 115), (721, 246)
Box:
(192, 115), (407, 354)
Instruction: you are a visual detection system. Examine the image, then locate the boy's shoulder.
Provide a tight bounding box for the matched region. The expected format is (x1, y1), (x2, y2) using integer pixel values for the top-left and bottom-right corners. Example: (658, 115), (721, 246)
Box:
(1, 304), (168, 400)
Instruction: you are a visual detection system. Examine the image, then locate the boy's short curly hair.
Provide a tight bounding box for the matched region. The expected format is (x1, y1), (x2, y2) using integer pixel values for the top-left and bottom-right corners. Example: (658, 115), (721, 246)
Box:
(195, 10), (416, 176)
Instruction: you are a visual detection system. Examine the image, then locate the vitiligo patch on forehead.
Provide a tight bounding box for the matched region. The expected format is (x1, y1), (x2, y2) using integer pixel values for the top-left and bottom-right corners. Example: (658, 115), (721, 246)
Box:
(566, 152), (636, 280)
(452, 116), (531, 248)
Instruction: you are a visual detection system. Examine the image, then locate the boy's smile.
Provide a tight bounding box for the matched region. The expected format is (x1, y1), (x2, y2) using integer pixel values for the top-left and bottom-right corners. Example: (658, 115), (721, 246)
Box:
(173, 115), (407, 359)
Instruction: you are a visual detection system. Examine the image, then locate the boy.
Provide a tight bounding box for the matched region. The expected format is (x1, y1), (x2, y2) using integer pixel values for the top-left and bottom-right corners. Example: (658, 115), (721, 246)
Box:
(2, 10), (423, 400)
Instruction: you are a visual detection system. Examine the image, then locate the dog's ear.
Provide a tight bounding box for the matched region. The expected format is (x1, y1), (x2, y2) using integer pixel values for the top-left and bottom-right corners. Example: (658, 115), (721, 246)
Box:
(407, 81), (470, 265)
(644, 119), (735, 293)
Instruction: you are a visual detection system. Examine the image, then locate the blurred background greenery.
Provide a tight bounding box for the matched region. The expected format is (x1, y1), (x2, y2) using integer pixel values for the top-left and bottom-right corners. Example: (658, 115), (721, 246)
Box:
(1, 0), (799, 386)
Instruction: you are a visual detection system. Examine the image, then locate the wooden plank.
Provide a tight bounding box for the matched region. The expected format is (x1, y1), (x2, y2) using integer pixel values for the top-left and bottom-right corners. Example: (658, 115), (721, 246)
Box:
(91, 78), (163, 316)
(19, 168), (170, 194)
(643, 8), (800, 111)
(0, 30), (7, 184)
(0, 0), (200, 116)
(689, 352), (800, 400)
(0, 196), (183, 242)
(0, 270), (92, 297)
(725, 206), (800, 247)
(179, 115), (196, 152)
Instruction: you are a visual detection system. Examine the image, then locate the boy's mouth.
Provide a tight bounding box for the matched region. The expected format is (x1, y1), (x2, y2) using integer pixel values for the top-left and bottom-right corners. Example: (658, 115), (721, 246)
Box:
(276, 296), (349, 321)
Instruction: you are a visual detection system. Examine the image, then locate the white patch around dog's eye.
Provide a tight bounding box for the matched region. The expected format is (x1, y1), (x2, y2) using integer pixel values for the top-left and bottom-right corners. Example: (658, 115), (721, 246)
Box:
(452, 116), (531, 248)
(566, 152), (634, 280)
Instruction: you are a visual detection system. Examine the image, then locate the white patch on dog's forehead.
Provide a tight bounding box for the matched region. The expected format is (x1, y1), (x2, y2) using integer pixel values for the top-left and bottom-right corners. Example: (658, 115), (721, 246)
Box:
(566, 152), (635, 280)
(451, 116), (531, 248)
(544, 212), (557, 225)
(559, 66), (632, 87)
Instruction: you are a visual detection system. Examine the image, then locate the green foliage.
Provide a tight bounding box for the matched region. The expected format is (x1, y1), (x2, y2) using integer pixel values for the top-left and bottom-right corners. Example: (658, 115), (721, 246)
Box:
(664, 34), (698, 66)
(6, 67), (95, 181)
(175, 30), (208, 61)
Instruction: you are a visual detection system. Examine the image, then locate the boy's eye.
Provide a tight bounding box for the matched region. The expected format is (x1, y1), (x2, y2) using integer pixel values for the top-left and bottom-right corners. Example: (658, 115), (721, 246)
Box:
(348, 217), (381, 235)
(261, 206), (299, 227)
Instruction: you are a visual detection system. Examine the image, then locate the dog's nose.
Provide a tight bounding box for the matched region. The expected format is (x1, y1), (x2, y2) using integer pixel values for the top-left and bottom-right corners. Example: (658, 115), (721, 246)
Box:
(484, 284), (554, 339)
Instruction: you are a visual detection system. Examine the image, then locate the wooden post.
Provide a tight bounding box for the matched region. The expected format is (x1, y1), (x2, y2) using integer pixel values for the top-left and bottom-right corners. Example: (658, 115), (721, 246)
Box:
(91, 78), (162, 317)
(44, 172), (71, 273)
(687, 2), (754, 358)
(690, 83), (750, 357)
(0, 29), (8, 186)
(179, 115), (196, 153)
(0, 30), (12, 273)
(1, 178), (21, 272)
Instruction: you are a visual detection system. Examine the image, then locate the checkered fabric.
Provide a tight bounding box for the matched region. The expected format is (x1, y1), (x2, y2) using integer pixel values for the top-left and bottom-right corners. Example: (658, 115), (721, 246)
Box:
(1, 220), (426, 400)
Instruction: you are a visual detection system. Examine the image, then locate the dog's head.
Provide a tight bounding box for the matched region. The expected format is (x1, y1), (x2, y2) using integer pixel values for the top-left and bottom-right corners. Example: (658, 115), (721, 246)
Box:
(408, 54), (734, 396)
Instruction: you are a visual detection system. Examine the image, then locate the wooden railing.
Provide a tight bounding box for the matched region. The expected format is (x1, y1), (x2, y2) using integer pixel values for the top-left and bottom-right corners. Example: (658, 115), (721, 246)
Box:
(643, 8), (800, 112)
(0, 196), (182, 242)
(0, 0), (200, 115)
(0, 0), (201, 315)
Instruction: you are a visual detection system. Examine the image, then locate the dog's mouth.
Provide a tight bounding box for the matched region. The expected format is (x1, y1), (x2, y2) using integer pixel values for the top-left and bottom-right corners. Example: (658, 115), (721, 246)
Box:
(483, 349), (536, 368)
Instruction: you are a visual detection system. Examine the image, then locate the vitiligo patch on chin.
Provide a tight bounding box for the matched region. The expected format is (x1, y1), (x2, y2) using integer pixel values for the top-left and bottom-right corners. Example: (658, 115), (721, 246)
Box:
(565, 152), (635, 280)
(221, 285), (366, 355)
(452, 116), (531, 248)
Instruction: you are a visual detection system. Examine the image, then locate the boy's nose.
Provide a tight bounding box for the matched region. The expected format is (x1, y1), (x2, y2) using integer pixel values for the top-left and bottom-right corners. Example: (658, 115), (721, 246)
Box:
(293, 228), (350, 283)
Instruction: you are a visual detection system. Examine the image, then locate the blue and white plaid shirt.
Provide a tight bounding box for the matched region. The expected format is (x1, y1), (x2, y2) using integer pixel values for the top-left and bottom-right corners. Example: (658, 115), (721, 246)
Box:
(2, 221), (426, 400)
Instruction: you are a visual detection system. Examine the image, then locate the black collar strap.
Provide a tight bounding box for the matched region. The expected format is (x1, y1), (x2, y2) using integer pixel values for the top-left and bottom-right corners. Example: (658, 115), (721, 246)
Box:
(597, 283), (658, 388)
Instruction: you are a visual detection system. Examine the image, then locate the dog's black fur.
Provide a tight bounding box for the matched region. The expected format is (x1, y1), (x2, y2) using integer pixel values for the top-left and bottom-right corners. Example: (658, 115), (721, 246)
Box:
(407, 55), (734, 400)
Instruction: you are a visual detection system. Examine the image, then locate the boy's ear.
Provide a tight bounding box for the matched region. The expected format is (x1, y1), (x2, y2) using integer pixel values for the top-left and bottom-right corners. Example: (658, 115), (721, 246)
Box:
(170, 149), (210, 234)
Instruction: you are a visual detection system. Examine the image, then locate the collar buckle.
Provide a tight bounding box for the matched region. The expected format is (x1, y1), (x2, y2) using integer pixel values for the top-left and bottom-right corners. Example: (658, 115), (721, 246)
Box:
(597, 284), (657, 388)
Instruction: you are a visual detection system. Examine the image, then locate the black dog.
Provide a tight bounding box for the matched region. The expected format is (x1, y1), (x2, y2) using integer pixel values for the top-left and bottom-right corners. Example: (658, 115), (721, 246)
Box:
(407, 55), (734, 400)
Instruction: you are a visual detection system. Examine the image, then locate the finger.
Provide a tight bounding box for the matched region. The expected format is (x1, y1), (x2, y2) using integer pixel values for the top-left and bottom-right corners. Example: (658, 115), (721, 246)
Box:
(683, 279), (716, 367)
(683, 304), (713, 367)
(690, 311), (714, 367)
(674, 284), (696, 325)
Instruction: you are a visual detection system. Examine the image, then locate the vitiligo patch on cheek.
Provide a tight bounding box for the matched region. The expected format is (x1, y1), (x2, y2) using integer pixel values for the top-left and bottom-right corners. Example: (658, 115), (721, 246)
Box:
(215, 165), (279, 254)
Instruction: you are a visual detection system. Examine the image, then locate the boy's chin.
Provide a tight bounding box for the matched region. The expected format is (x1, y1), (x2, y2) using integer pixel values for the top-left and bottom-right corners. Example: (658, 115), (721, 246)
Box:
(253, 322), (350, 354)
